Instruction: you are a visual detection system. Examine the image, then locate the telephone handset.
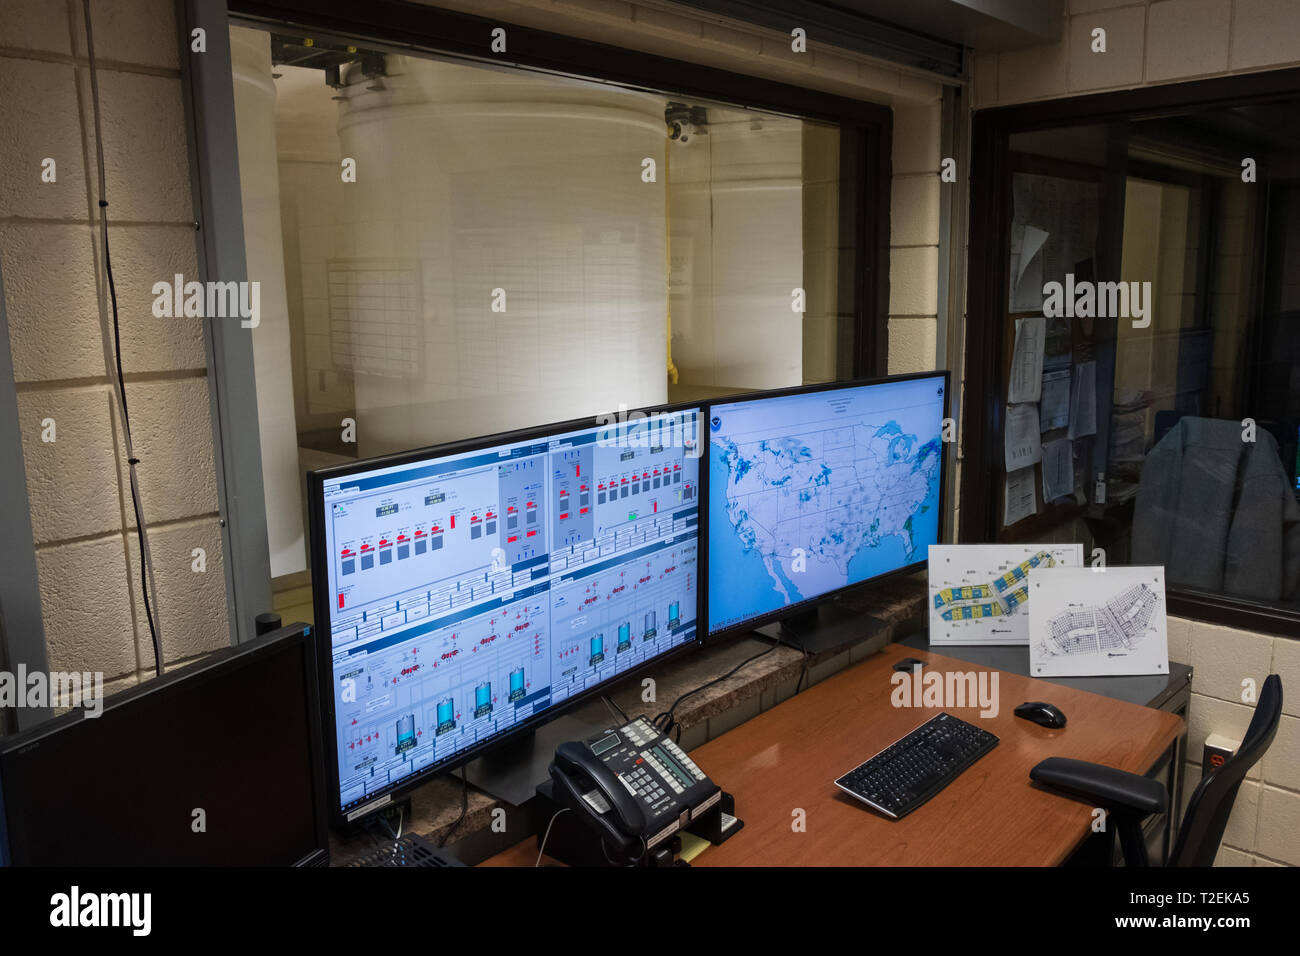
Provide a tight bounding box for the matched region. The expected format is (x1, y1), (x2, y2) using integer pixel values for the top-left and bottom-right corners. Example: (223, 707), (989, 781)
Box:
(547, 717), (722, 865)
(551, 740), (646, 860)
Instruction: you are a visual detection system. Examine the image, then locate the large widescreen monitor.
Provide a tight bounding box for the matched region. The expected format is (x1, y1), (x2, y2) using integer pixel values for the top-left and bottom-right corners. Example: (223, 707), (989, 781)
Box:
(308, 406), (703, 825)
(706, 373), (948, 638)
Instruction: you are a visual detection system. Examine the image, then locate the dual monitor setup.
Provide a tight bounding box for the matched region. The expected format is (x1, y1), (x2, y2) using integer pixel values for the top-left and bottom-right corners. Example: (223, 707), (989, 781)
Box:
(0, 371), (946, 865)
(309, 371), (948, 830)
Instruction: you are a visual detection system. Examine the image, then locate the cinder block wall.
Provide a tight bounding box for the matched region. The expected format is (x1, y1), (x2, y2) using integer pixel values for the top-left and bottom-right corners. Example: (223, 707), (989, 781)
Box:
(972, 0), (1300, 866)
(888, 101), (943, 375)
(0, 0), (228, 696)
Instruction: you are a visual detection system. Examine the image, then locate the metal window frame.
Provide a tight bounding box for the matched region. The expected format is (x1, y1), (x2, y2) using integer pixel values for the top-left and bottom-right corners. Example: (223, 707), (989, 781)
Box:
(0, 259), (52, 731)
(937, 69), (970, 544)
(961, 66), (1300, 639)
(179, 0), (897, 647)
(177, 0), (273, 645)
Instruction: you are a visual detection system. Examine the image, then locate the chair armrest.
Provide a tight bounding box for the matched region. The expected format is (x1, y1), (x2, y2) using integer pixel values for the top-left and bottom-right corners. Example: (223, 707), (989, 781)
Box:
(1030, 757), (1169, 817)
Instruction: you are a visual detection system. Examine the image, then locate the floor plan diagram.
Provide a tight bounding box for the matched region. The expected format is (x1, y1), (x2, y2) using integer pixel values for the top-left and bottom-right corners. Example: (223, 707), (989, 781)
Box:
(1029, 567), (1169, 677)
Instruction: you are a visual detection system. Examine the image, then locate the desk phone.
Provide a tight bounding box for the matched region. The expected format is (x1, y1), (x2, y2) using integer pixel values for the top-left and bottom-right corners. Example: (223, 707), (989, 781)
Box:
(549, 717), (722, 860)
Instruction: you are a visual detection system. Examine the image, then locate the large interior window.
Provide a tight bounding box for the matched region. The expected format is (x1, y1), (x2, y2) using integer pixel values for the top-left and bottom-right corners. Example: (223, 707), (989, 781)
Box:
(221, 16), (886, 616)
(965, 84), (1300, 632)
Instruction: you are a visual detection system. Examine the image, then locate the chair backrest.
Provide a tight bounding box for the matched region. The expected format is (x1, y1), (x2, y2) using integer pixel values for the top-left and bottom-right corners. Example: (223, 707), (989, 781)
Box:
(1168, 674), (1283, 866)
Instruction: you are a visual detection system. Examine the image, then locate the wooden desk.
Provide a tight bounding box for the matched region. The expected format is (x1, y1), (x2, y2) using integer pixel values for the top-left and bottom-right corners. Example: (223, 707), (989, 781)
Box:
(483, 642), (1184, 866)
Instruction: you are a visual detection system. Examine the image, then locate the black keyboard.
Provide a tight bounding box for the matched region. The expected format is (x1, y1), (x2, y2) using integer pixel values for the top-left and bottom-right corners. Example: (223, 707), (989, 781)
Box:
(348, 832), (465, 868)
(834, 712), (999, 819)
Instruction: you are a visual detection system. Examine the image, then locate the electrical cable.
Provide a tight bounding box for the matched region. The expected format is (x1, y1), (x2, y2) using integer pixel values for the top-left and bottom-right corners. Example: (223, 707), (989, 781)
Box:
(601, 693), (629, 724)
(82, 0), (163, 677)
(378, 804), (403, 842)
(437, 767), (468, 848)
(535, 808), (570, 867)
(652, 641), (780, 740)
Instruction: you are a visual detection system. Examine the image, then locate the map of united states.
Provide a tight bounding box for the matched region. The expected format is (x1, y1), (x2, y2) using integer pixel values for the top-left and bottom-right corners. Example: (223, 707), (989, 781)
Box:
(713, 420), (941, 605)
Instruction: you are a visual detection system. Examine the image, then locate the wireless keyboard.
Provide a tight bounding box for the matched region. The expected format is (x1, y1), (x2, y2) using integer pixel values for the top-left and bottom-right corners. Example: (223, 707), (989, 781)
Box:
(834, 712), (999, 819)
(348, 832), (465, 867)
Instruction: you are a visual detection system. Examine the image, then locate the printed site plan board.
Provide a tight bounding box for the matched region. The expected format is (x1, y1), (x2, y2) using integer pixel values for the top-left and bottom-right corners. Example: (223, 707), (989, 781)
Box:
(1028, 566), (1170, 678)
(928, 544), (1084, 645)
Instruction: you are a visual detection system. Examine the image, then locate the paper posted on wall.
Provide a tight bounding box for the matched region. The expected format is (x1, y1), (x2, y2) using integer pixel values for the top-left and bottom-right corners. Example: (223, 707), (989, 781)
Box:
(1010, 224), (1049, 312)
(1008, 316), (1045, 404)
(1041, 437), (1073, 503)
(1005, 403), (1042, 471)
(1068, 361), (1097, 439)
(1040, 368), (1070, 431)
(1004, 466), (1037, 527)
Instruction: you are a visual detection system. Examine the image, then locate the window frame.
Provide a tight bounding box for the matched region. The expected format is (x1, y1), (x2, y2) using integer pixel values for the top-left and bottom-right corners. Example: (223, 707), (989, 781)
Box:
(178, 0), (897, 641)
(962, 67), (1300, 639)
(224, 0), (895, 376)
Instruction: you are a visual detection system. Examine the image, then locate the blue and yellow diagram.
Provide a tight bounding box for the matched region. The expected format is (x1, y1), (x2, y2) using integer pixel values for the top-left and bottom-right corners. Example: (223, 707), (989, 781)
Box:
(934, 551), (1053, 622)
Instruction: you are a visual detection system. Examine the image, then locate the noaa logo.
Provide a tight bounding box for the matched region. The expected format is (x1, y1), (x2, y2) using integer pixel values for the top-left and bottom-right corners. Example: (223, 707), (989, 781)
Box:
(710, 415), (721, 432)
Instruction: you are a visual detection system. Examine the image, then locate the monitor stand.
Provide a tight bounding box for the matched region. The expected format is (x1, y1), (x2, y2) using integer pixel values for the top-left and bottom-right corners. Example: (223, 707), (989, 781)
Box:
(755, 599), (874, 655)
(463, 713), (606, 807)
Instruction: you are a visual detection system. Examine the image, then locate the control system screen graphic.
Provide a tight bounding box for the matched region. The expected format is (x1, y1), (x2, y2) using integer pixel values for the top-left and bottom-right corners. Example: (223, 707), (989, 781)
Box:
(318, 408), (702, 816)
(707, 376), (945, 635)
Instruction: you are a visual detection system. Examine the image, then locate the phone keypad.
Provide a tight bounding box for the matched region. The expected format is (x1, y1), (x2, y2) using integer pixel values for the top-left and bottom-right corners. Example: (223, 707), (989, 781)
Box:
(625, 766), (665, 803)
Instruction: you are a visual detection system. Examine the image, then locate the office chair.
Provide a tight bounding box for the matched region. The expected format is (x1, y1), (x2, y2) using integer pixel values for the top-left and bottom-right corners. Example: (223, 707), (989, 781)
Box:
(1030, 674), (1283, 866)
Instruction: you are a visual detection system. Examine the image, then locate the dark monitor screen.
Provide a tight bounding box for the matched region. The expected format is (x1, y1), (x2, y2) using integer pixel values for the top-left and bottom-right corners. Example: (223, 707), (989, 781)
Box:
(706, 373), (948, 637)
(0, 624), (328, 866)
(309, 405), (703, 825)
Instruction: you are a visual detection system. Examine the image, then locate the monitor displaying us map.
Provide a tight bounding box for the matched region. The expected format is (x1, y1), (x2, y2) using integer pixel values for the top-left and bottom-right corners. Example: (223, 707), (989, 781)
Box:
(707, 375), (947, 635)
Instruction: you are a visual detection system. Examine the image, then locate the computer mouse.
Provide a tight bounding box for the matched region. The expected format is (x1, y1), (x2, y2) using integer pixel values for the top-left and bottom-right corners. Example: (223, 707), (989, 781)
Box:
(1015, 701), (1067, 728)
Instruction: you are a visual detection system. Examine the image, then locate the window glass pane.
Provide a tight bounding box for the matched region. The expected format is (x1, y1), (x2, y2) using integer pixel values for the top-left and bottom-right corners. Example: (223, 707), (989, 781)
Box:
(999, 106), (1300, 614)
(227, 26), (855, 596)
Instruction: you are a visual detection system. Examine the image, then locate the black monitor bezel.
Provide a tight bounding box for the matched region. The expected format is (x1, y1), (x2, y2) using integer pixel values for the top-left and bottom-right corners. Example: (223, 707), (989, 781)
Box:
(0, 623), (330, 867)
(701, 370), (950, 641)
(306, 400), (707, 829)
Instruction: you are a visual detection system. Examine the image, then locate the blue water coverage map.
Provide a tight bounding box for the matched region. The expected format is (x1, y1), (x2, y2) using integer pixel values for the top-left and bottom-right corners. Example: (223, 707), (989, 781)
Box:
(709, 405), (942, 633)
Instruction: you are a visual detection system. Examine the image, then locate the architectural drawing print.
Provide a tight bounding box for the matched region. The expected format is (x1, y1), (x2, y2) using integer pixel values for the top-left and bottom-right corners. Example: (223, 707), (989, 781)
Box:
(928, 544), (1084, 645)
(1028, 567), (1169, 677)
(1037, 582), (1159, 658)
